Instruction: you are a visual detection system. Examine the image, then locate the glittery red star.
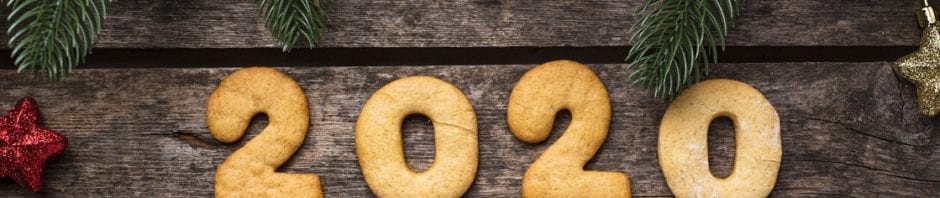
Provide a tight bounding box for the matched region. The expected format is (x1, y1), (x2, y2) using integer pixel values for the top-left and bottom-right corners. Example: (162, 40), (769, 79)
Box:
(0, 97), (67, 192)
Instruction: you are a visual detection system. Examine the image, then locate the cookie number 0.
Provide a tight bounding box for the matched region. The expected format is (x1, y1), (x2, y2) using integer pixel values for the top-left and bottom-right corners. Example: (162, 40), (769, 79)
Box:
(508, 60), (631, 197)
(356, 76), (479, 197)
(658, 79), (781, 197)
(207, 68), (322, 198)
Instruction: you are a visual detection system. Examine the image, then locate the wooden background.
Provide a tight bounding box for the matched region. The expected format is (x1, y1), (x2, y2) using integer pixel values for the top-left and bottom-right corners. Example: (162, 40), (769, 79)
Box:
(0, 0), (938, 197)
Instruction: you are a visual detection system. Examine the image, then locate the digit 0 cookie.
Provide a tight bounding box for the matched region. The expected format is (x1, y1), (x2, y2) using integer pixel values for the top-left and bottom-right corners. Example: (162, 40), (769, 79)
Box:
(207, 67), (322, 198)
(508, 60), (631, 197)
(356, 76), (478, 197)
(658, 79), (781, 197)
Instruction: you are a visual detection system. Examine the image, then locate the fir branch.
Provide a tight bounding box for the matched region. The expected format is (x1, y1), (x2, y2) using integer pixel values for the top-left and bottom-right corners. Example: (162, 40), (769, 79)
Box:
(626, 0), (738, 100)
(258, 0), (329, 52)
(6, 0), (110, 80)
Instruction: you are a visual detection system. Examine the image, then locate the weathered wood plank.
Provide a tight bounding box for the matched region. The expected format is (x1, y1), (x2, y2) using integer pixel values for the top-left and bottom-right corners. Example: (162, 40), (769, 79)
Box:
(0, 1), (925, 48)
(0, 62), (936, 197)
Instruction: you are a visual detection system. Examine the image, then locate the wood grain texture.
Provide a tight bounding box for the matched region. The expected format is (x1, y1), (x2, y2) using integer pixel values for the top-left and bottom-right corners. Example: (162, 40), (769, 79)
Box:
(0, 0), (925, 48)
(0, 63), (935, 197)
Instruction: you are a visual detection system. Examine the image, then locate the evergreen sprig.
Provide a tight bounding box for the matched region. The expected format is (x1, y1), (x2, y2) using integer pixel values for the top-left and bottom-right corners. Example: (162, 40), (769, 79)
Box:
(6, 0), (110, 80)
(626, 0), (738, 100)
(257, 0), (329, 52)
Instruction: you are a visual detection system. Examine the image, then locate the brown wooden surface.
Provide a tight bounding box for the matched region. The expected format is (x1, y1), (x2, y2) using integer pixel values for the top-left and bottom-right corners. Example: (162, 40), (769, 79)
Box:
(0, 63), (935, 197)
(0, 0), (937, 197)
(0, 1), (926, 48)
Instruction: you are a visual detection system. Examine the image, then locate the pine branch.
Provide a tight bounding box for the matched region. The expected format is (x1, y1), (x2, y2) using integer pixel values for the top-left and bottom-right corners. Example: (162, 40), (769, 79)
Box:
(258, 0), (329, 52)
(6, 0), (110, 80)
(626, 0), (738, 100)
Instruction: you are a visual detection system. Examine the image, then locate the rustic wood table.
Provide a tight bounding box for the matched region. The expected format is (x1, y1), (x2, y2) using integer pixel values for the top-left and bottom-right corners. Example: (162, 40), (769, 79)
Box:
(0, 1), (938, 197)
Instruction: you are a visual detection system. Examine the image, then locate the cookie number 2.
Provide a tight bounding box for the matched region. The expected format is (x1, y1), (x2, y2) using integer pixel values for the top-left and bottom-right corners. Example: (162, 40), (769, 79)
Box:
(508, 60), (631, 197)
(207, 67), (322, 198)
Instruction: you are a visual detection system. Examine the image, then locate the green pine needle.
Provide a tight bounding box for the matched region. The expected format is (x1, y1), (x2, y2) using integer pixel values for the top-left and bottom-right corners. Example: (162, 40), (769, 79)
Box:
(626, 0), (738, 100)
(258, 0), (329, 52)
(6, 0), (110, 80)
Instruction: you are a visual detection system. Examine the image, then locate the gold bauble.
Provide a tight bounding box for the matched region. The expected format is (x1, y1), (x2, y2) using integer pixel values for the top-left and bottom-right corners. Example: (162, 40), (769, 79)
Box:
(895, 24), (940, 117)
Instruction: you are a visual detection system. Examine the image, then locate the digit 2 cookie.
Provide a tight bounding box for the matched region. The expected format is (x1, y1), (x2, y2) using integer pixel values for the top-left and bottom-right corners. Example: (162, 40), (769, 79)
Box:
(356, 76), (479, 197)
(508, 60), (632, 197)
(207, 67), (322, 198)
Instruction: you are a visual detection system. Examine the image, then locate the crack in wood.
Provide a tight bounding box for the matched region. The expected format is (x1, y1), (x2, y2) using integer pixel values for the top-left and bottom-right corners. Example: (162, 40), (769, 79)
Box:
(772, 187), (815, 192)
(798, 192), (862, 198)
(141, 131), (217, 149)
(806, 117), (940, 148)
(792, 159), (940, 183)
(432, 121), (475, 134)
(895, 73), (908, 125)
(0, 47), (919, 68)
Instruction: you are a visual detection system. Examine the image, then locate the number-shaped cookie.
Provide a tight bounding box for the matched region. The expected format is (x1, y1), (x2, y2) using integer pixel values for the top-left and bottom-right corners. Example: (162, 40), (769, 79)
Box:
(356, 76), (478, 197)
(508, 60), (631, 197)
(206, 67), (322, 198)
(658, 79), (781, 197)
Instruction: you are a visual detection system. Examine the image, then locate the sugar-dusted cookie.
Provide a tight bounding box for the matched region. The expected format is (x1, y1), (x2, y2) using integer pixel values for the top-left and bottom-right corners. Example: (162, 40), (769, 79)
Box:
(207, 67), (322, 198)
(356, 76), (478, 197)
(658, 79), (781, 197)
(508, 60), (631, 197)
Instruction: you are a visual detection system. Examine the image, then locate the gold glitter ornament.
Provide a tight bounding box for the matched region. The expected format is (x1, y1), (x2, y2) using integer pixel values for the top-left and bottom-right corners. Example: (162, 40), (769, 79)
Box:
(895, 0), (940, 117)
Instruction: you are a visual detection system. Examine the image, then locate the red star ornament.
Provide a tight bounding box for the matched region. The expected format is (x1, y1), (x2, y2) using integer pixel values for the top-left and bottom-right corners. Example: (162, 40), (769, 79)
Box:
(0, 97), (67, 192)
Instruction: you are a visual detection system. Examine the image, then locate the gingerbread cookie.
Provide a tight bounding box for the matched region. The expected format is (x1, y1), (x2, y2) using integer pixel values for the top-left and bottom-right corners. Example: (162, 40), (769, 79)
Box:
(508, 60), (631, 197)
(658, 79), (781, 197)
(356, 76), (478, 197)
(207, 67), (322, 198)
